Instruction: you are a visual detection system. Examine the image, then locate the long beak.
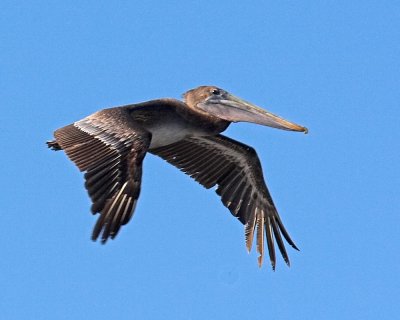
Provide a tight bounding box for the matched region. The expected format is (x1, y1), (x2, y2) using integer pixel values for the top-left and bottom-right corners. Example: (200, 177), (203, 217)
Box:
(200, 94), (308, 133)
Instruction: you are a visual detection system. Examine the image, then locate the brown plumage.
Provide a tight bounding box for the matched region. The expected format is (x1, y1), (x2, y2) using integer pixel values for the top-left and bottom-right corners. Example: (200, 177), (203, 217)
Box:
(48, 85), (307, 269)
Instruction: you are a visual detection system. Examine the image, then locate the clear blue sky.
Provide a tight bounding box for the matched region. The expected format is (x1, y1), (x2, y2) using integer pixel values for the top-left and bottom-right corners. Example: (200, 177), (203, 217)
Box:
(2, 1), (399, 319)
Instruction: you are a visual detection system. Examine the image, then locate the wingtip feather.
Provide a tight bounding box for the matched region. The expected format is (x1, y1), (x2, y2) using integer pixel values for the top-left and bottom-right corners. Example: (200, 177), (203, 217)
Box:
(256, 210), (265, 268)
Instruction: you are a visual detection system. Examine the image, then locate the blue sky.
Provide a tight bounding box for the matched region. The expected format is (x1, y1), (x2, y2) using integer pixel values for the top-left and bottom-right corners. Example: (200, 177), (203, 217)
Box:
(2, 1), (399, 319)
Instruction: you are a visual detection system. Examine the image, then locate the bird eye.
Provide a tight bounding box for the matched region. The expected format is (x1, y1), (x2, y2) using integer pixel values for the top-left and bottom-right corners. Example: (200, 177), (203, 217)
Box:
(211, 89), (220, 95)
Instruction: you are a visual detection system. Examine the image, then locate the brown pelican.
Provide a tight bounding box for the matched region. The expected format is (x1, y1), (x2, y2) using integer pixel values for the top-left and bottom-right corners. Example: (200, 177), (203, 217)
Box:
(47, 86), (307, 269)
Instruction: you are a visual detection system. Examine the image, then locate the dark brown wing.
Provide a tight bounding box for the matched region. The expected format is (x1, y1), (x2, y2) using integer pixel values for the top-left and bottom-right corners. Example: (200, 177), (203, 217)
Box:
(151, 134), (298, 269)
(53, 107), (151, 242)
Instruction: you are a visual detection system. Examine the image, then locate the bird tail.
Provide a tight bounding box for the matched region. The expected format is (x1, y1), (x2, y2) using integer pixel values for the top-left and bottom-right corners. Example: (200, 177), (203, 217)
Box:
(46, 140), (62, 151)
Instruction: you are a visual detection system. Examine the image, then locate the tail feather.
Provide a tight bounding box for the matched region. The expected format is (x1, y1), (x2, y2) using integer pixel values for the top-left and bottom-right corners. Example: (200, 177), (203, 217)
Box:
(47, 140), (62, 151)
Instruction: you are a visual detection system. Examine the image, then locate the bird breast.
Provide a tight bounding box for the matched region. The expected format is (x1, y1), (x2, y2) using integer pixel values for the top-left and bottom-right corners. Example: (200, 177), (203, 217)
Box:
(147, 120), (207, 149)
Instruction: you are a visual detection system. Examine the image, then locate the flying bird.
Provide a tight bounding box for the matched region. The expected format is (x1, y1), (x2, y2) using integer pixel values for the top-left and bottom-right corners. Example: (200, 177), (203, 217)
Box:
(47, 86), (307, 269)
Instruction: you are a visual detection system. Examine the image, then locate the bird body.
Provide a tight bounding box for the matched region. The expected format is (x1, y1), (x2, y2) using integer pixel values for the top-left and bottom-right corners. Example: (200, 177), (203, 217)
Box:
(48, 86), (307, 269)
(118, 99), (229, 149)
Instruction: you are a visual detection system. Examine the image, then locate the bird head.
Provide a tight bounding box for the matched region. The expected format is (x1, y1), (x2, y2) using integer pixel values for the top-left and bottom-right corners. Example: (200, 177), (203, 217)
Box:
(183, 86), (308, 133)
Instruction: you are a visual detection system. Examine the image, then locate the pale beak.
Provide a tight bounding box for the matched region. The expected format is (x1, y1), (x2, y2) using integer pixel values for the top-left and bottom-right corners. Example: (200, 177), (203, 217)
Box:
(198, 93), (308, 133)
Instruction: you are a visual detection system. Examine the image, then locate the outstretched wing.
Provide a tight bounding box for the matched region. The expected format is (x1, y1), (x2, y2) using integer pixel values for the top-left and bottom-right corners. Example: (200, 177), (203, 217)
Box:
(151, 134), (298, 269)
(52, 107), (151, 242)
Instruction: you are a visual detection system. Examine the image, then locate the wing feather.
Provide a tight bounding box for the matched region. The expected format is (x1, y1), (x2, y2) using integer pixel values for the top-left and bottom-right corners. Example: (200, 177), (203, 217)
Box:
(151, 134), (298, 269)
(52, 107), (151, 242)
(265, 215), (276, 270)
(256, 209), (265, 267)
(245, 201), (257, 252)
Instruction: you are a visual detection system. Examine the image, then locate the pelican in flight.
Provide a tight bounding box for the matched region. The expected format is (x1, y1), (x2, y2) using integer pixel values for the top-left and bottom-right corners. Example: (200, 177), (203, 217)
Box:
(47, 86), (307, 269)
